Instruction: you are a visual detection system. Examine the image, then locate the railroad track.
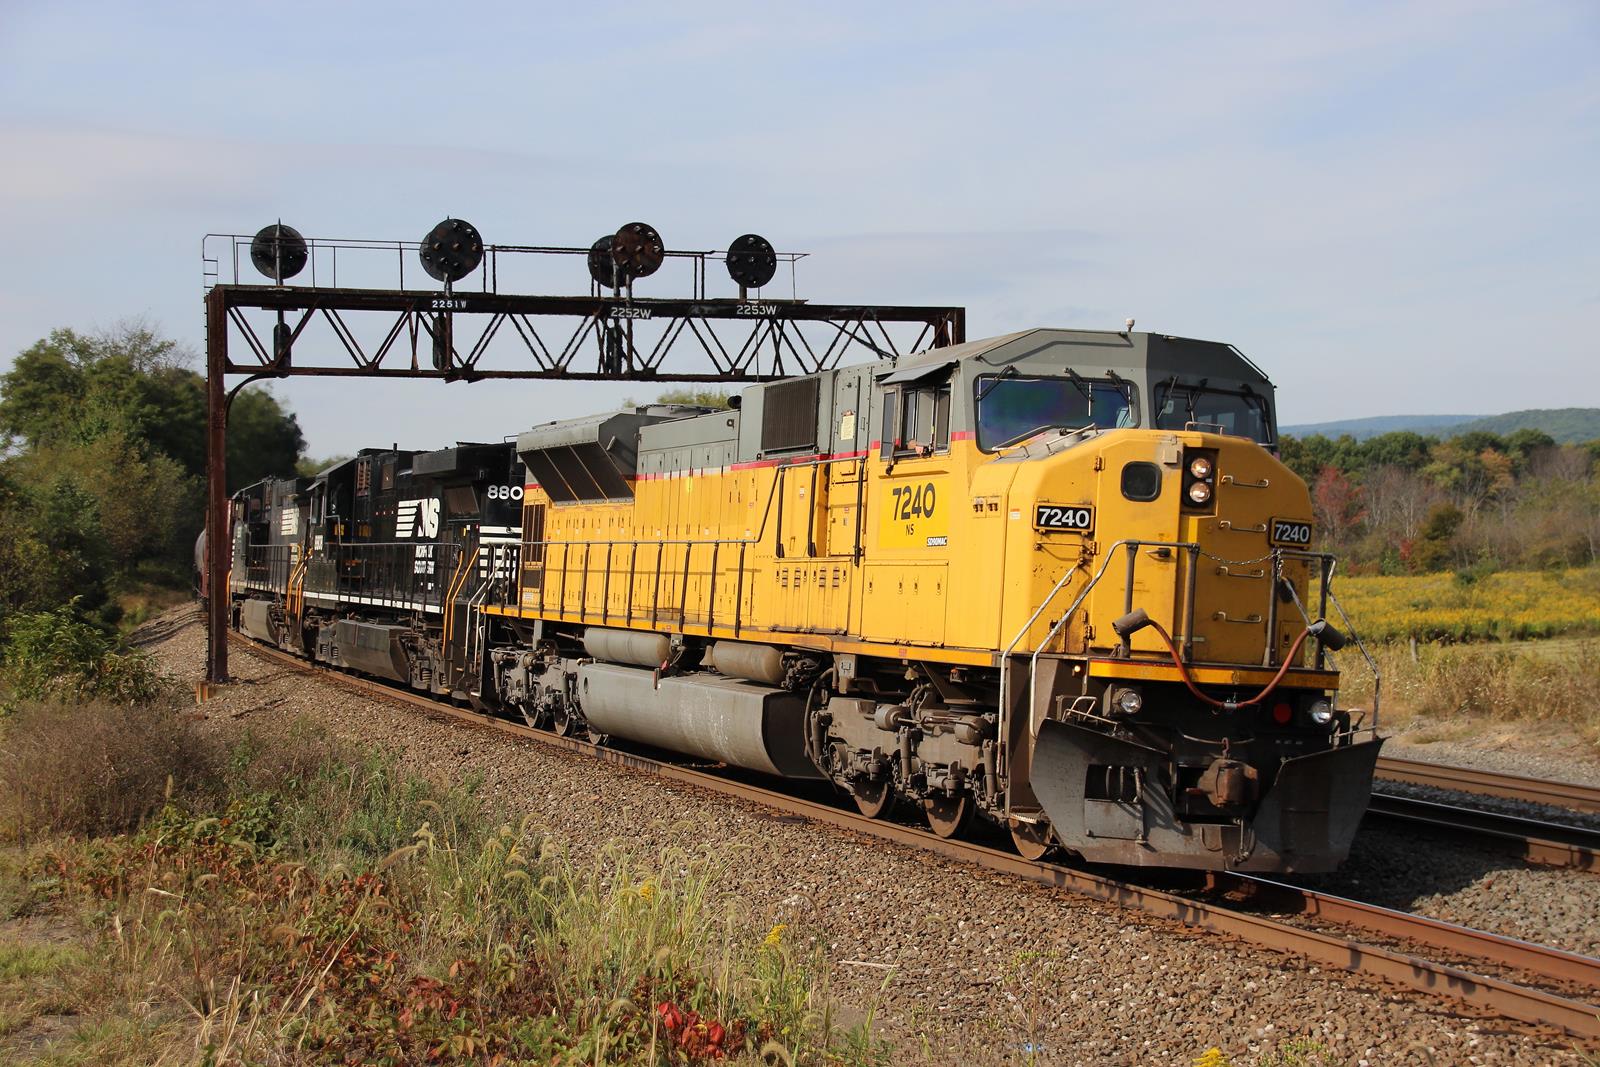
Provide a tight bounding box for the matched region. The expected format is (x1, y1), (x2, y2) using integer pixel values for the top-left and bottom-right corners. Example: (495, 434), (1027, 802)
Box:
(1377, 755), (1600, 814)
(222, 634), (1600, 1041)
(1367, 792), (1600, 874)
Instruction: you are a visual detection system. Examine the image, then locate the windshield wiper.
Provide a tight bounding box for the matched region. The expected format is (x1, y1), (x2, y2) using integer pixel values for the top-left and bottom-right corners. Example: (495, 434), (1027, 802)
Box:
(1063, 366), (1093, 405)
(975, 364), (1018, 402)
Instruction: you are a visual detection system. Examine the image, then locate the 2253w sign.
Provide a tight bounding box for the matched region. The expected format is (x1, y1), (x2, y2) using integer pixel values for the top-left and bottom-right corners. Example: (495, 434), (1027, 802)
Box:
(1034, 503), (1094, 533)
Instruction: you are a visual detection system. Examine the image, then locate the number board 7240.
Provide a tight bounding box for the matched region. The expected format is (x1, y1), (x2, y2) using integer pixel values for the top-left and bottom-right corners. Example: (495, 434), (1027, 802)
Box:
(1269, 518), (1313, 547)
(1034, 503), (1095, 533)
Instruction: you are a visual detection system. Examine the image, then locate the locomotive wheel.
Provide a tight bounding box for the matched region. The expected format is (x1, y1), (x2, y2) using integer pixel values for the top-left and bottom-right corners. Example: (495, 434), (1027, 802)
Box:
(923, 794), (973, 839)
(550, 707), (575, 736)
(852, 778), (893, 819)
(1010, 819), (1056, 861)
(586, 728), (610, 747)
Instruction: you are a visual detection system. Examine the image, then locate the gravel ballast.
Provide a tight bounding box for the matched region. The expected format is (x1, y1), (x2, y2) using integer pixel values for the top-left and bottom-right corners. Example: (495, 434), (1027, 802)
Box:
(147, 608), (1592, 1066)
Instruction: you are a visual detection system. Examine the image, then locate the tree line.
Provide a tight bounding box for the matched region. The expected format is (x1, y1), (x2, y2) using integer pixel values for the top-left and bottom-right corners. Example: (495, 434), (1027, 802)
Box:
(1279, 429), (1600, 574)
(0, 323), (305, 628)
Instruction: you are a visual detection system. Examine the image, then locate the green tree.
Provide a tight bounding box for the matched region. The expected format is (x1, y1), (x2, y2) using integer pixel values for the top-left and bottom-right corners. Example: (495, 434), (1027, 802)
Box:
(656, 387), (733, 409)
(11, 431), (196, 574)
(1360, 431), (1434, 471)
(1, 323), (303, 491)
(227, 388), (306, 492)
(0, 322), (305, 600)
(297, 453), (352, 479)
(1409, 502), (1464, 572)
(0, 473), (116, 630)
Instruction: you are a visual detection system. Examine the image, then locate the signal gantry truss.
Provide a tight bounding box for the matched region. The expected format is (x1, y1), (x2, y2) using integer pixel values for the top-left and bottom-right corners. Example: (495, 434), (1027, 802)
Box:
(202, 222), (967, 682)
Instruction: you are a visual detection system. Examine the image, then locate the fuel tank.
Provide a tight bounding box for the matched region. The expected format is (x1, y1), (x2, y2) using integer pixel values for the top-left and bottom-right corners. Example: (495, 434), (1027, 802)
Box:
(574, 662), (821, 779)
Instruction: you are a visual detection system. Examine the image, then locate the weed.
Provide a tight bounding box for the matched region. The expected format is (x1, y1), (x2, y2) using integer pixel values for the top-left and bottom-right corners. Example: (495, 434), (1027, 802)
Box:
(1261, 1036), (1336, 1066)
(1338, 639), (1600, 743)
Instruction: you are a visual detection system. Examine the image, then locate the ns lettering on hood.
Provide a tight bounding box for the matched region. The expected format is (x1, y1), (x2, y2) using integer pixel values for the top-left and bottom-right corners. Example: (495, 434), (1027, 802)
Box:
(396, 497), (441, 539)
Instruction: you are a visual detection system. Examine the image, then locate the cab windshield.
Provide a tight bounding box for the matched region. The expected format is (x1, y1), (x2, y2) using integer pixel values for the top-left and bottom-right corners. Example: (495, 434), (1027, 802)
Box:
(974, 374), (1134, 451)
(1152, 382), (1272, 443)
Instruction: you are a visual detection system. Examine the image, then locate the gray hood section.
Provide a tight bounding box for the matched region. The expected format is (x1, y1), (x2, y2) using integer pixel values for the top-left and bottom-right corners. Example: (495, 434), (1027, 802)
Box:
(517, 407), (702, 503)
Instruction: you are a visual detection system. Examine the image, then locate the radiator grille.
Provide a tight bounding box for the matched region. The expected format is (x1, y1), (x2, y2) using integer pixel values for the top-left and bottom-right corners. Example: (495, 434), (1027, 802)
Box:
(760, 378), (820, 453)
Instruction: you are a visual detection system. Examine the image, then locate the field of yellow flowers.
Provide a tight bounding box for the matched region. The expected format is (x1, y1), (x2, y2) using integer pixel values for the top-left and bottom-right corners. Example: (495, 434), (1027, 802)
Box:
(1327, 566), (1600, 643)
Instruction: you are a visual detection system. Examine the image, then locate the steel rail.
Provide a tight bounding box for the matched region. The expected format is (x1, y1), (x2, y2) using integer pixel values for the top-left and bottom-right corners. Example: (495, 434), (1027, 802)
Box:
(1216, 873), (1600, 993)
(1367, 793), (1599, 874)
(1376, 756), (1600, 814)
(225, 633), (1600, 1040)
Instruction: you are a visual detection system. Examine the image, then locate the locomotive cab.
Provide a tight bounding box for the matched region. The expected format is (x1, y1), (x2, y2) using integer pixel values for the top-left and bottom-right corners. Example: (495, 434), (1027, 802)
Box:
(928, 330), (1382, 871)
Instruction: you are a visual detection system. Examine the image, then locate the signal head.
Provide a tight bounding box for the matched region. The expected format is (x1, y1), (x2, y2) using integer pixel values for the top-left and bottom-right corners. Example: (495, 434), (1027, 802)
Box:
(587, 235), (627, 288)
(726, 233), (777, 289)
(611, 221), (664, 279)
(419, 218), (484, 284)
(250, 223), (308, 282)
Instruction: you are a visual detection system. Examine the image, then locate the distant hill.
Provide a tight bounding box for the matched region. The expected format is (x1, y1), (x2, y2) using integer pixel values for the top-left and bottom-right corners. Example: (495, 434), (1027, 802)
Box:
(1280, 414), (1483, 440)
(1283, 409), (1600, 444)
(1449, 409), (1600, 443)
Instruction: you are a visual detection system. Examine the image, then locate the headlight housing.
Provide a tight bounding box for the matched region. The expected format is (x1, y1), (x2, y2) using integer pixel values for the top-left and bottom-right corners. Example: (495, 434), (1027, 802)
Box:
(1111, 687), (1143, 716)
(1182, 448), (1218, 510)
(1309, 699), (1334, 725)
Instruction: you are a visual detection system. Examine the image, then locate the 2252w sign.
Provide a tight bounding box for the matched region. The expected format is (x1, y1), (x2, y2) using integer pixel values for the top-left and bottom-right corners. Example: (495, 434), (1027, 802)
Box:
(1034, 503), (1094, 533)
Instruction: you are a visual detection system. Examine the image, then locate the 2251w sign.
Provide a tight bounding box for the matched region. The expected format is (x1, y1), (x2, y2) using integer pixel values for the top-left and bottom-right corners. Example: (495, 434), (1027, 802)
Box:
(1034, 503), (1094, 533)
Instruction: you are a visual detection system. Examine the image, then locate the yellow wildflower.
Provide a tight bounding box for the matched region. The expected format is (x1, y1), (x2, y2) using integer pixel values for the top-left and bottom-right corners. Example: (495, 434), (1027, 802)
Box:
(763, 922), (788, 948)
(635, 879), (656, 900)
(1192, 1049), (1231, 1067)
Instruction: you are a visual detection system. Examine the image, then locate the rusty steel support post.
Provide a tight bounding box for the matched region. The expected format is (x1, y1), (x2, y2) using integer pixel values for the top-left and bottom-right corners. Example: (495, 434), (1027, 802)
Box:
(205, 286), (230, 684)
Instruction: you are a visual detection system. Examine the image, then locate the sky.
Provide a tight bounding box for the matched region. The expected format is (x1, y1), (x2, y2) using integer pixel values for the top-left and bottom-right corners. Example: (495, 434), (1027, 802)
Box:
(0, 0), (1596, 459)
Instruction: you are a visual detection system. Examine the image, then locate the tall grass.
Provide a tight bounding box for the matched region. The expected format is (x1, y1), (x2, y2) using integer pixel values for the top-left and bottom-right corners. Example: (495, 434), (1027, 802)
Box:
(1327, 566), (1600, 643)
(1338, 639), (1600, 743)
(0, 708), (884, 1065)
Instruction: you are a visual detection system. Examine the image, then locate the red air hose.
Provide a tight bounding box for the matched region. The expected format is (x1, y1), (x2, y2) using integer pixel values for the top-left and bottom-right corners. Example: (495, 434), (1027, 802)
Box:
(1140, 619), (1315, 711)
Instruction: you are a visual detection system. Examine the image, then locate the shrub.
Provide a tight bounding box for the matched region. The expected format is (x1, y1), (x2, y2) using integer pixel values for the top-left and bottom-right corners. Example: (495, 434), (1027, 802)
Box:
(0, 701), (219, 841)
(0, 601), (169, 708)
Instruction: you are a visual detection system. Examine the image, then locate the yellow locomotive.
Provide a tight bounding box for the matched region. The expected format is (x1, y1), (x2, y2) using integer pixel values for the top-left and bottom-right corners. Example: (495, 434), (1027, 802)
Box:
(476, 327), (1381, 871)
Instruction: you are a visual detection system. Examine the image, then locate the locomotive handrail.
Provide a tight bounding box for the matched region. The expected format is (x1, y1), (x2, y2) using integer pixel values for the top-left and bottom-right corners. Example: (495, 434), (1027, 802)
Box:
(1274, 550), (1382, 731)
(999, 537), (1201, 820)
(240, 540), (466, 615)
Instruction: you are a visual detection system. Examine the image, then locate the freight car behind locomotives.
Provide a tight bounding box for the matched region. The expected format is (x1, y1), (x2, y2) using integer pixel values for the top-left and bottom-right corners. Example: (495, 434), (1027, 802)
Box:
(227, 328), (1381, 873)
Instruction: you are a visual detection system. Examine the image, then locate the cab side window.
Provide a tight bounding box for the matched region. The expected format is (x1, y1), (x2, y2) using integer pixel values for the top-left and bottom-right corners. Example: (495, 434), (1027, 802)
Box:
(880, 378), (952, 459)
